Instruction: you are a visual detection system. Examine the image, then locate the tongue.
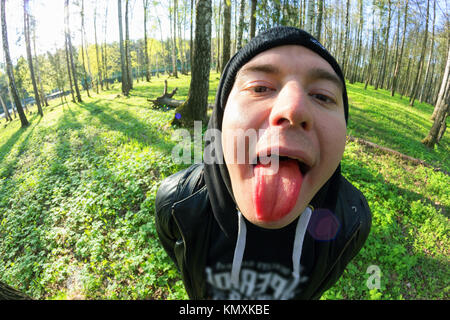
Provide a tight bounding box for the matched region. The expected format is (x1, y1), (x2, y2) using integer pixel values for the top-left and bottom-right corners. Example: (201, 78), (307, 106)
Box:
(253, 159), (303, 222)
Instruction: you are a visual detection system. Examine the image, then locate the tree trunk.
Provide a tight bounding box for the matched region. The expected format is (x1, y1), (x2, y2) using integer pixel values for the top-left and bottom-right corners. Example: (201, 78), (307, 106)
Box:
(315, 0), (323, 42)
(102, 3), (110, 90)
(0, 281), (32, 300)
(80, 0), (91, 98)
(350, 0), (363, 84)
(118, 0), (128, 95)
(431, 46), (450, 120)
(31, 24), (48, 107)
(236, 0), (245, 50)
(375, 0), (391, 90)
(423, 45), (450, 148)
(94, 4), (103, 92)
(143, 0), (151, 81)
(422, 101), (449, 148)
(171, 0), (178, 78)
(173, 0), (211, 127)
(409, 0), (429, 107)
(341, 0), (350, 76)
(125, 0), (133, 88)
(65, 0), (82, 103)
(1, 0), (28, 127)
(221, 0), (231, 74)
(364, 2), (376, 90)
(0, 94), (12, 122)
(23, 0), (42, 116)
(420, 0), (436, 103)
(391, 0), (408, 97)
(64, 35), (75, 103)
(306, 0), (315, 35)
(250, 0), (257, 39)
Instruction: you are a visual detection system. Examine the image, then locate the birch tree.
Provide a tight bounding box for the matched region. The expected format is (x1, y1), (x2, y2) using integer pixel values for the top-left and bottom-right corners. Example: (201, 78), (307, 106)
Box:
(24, 0), (42, 116)
(1, 0), (28, 127)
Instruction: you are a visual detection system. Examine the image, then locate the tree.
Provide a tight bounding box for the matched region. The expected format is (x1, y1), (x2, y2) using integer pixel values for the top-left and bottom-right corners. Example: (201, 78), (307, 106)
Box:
(94, 4), (102, 92)
(65, 0), (82, 103)
(409, 0), (429, 106)
(124, 0), (133, 88)
(0, 93), (12, 122)
(422, 45), (450, 148)
(391, 0), (408, 97)
(236, 0), (245, 50)
(306, 0), (315, 35)
(143, 0), (151, 81)
(80, 0), (91, 98)
(364, 2), (376, 90)
(250, 0), (256, 39)
(64, 30), (76, 103)
(0, 281), (32, 300)
(23, 0), (42, 116)
(171, 0), (178, 78)
(374, 0), (391, 90)
(118, 0), (129, 96)
(173, 0), (211, 127)
(420, 0), (436, 102)
(1, 0), (28, 127)
(221, 0), (231, 74)
(315, 0), (323, 41)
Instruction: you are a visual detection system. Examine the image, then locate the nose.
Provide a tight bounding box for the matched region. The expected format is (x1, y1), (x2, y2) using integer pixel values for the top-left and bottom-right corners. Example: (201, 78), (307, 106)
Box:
(269, 81), (313, 131)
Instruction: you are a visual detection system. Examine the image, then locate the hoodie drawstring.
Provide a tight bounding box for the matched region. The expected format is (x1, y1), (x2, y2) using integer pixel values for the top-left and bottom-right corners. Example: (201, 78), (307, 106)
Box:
(231, 207), (312, 288)
(231, 210), (247, 288)
(292, 206), (312, 279)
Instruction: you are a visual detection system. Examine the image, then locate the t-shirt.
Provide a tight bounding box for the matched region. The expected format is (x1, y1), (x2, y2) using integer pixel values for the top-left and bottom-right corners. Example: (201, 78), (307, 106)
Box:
(205, 215), (312, 300)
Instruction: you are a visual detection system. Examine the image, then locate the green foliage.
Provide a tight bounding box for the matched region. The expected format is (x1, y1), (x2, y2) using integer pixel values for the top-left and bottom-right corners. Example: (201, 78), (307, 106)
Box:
(0, 74), (448, 300)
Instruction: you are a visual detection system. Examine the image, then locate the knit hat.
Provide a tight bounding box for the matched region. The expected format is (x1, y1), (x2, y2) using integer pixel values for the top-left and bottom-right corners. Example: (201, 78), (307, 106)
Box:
(217, 26), (348, 126)
(204, 26), (346, 239)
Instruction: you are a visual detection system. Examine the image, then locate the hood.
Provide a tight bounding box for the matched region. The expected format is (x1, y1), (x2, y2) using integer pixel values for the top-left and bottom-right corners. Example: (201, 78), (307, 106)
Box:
(204, 26), (347, 240)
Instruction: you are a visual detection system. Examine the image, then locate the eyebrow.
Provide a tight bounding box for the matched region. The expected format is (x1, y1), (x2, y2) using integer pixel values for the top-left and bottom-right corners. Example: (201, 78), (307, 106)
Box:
(237, 63), (282, 78)
(237, 63), (343, 91)
(306, 68), (344, 92)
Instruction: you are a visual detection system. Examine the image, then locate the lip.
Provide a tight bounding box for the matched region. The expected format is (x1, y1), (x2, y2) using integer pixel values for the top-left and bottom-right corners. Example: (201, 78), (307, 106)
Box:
(252, 145), (314, 168)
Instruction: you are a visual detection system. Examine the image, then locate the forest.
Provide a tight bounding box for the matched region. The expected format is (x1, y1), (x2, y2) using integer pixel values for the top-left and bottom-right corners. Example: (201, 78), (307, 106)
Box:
(0, 0), (448, 301)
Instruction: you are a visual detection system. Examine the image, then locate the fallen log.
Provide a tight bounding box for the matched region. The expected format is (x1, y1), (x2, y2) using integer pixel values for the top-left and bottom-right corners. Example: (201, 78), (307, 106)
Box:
(347, 135), (449, 176)
(149, 80), (214, 110)
(148, 80), (182, 110)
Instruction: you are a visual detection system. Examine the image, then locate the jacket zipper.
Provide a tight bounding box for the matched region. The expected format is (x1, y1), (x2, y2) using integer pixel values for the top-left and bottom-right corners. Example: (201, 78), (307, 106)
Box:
(171, 206), (195, 297)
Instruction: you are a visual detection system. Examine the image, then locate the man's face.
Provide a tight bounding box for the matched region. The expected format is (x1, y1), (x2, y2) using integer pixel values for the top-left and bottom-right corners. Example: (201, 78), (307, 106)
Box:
(221, 45), (347, 229)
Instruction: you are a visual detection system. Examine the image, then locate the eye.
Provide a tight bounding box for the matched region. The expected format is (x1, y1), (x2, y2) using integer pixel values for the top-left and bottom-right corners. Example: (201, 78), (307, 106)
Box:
(310, 93), (336, 104)
(253, 86), (270, 93)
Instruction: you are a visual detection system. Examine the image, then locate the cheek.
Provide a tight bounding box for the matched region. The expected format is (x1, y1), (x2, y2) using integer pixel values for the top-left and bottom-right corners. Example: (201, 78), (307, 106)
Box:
(317, 114), (347, 167)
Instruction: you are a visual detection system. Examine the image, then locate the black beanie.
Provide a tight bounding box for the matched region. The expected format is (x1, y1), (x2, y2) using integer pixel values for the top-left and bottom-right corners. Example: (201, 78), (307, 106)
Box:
(204, 26), (346, 239)
(218, 26), (349, 125)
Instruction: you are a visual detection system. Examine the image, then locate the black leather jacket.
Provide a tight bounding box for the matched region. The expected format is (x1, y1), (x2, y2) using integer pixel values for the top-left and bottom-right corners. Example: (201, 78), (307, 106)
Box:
(155, 164), (372, 299)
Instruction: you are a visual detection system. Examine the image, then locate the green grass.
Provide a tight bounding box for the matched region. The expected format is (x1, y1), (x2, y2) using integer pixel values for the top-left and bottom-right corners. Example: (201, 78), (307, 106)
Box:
(0, 73), (448, 300)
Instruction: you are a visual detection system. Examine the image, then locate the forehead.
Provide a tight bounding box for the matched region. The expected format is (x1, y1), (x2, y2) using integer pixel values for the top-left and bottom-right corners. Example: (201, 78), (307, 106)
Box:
(236, 45), (342, 88)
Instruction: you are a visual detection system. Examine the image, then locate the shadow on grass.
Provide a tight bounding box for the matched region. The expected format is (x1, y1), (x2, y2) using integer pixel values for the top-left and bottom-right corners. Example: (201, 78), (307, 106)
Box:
(0, 115), (42, 178)
(348, 105), (449, 171)
(79, 99), (177, 154)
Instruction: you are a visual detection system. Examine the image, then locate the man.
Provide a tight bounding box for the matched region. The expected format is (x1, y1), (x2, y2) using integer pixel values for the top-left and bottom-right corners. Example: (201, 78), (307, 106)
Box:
(155, 26), (371, 300)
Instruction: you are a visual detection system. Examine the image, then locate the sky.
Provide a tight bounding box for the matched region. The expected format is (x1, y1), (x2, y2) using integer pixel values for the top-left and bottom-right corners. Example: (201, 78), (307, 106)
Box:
(1, 0), (171, 63)
(1, 0), (449, 63)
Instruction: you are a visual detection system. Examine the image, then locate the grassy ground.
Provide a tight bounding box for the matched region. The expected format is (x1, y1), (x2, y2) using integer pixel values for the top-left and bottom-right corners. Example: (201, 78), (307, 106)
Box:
(0, 73), (448, 300)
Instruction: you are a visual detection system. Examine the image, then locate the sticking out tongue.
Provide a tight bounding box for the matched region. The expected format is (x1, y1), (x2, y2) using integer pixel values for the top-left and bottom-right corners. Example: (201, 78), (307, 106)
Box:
(253, 159), (303, 222)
